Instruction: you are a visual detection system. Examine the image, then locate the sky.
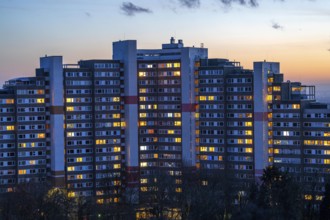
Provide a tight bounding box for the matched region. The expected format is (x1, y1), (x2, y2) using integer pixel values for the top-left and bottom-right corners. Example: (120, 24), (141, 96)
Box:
(0, 0), (329, 86)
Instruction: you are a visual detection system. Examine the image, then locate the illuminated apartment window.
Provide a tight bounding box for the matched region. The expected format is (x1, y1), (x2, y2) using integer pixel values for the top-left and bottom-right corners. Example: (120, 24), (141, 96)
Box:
(29, 160), (36, 165)
(140, 162), (147, 167)
(174, 71), (180, 76)
(274, 149), (279, 154)
(139, 121), (147, 126)
(324, 159), (330, 164)
(38, 133), (45, 138)
(139, 88), (146, 93)
(175, 138), (182, 143)
(200, 147), (207, 152)
(6, 126), (15, 131)
(113, 114), (120, 119)
(209, 147), (215, 152)
(68, 192), (75, 198)
(113, 97), (120, 102)
(245, 130), (253, 135)
(273, 86), (281, 91)
(113, 122), (121, 127)
(66, 107), (74, 111)
(140, 187), (148, 192)
(292, 104), (300, 109)
(76, 158), (83, 162)
(97, 199), (104, 204)
(174, 121), (181, 126)
(176, 188), (182, 193)
(267, 95), (273, 101)
(37, 99), (44, 103)
(139, 72), (146, 77)
(113, 147), (121, 152)
(67, 132), (74, 137)
(246, 148), (253, 153)
(139, 97), (146, 101)
(76, 174), (83, 179)
(245, 122), (253, 127)
(154, 154), (158, 159)
(168, 130), (174, 134)
(66, 98), (74, 103)
(199, 96), (206, 101)
(19, 170), (26, 175)
(173, 63), (180, 68)
(283, 131), (289, 136)
(114, 164), (121, 169)
(208, 96), (215, 101)
(268, 77), (274, 83)
(139, 113), (147, 118)
(140, 178), (148, 184)
(174, 113), (181, 118)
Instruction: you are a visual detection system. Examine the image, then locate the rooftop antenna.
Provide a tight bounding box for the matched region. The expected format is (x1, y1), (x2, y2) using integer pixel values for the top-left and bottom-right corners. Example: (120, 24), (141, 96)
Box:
(201, 43), (204, 48)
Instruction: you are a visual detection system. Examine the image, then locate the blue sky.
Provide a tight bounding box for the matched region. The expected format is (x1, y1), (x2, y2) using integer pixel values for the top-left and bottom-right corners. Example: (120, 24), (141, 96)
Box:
(0, 0), (329, 85)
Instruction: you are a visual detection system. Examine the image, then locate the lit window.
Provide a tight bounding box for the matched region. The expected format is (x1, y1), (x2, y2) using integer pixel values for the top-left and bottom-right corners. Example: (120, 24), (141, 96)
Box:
(140, 162), (147, 167)
(246, 148), (253, 153)
(173, 63), (180, 68)
(208, 96), (215, 101)
(273, 86), (281, 91)
(174, 121), (181, 126)
(139, 113), (147, 118)
(113, 147), (121, 152)
(76, 158), (83, 162)
(67, 166), (75, 171)
(37, 98), (44, 103)
(66, 107), (74, 111)
(174, 71), (180, 76)
(29, 160), (36, 165)
(67, 132), (74, 137)
(245, 122), (253, 127)
(18, 170), (26, 175)
(113, 114), (120, 119)
(139, 72), (146, 77)
(114, 164), (121, 169)
(200, 147), (207, 152)
(68, 192), (75, 198)
(283, 131), (289, 136)
(66, 98), (74, 103)
(292, 104), (300, 109)
(6, 126), (15, 131)
(76, 174), (83, 179)
(174, 113), (181, 118)
(267, 95), (273, 101)
(139, 121), (147, 126)
(140, 178), (148, 184)
(175, 138), (181, 143)
(199, 96), (206, 101)
(113, 97), (120, 102)
(38, 133), (45, 138)
(96, 139), (106, 145)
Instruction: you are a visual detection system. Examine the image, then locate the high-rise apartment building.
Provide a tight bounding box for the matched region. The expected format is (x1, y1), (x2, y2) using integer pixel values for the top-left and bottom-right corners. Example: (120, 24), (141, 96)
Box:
(0, 38), (329, 203)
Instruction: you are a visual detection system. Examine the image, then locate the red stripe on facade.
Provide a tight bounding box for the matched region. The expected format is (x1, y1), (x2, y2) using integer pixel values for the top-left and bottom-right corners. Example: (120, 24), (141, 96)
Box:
(124, 96), (138, 104)
(126, 166), (139, 187)
(182, 104), (195, 112)
(254, 112), (268, 121)
(50, 106), (64, 114)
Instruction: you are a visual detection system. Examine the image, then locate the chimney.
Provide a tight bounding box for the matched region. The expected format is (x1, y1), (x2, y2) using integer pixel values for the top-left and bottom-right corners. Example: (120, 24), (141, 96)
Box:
(170, 37), (175, 44)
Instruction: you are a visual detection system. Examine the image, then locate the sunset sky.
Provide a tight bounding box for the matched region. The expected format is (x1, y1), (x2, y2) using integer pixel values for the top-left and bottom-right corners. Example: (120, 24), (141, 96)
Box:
(0, 0), (329, 85)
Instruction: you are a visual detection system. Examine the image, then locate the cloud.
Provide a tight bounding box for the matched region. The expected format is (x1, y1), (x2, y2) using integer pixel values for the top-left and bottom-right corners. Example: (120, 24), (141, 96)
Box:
(178, 0), (200, 8)
(328, 49), (330, 52)
(272, 22), (284, 30)
(219, 0), (259, 8)
(85, 12), (91, 17)
(120, 2), (152, 16)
